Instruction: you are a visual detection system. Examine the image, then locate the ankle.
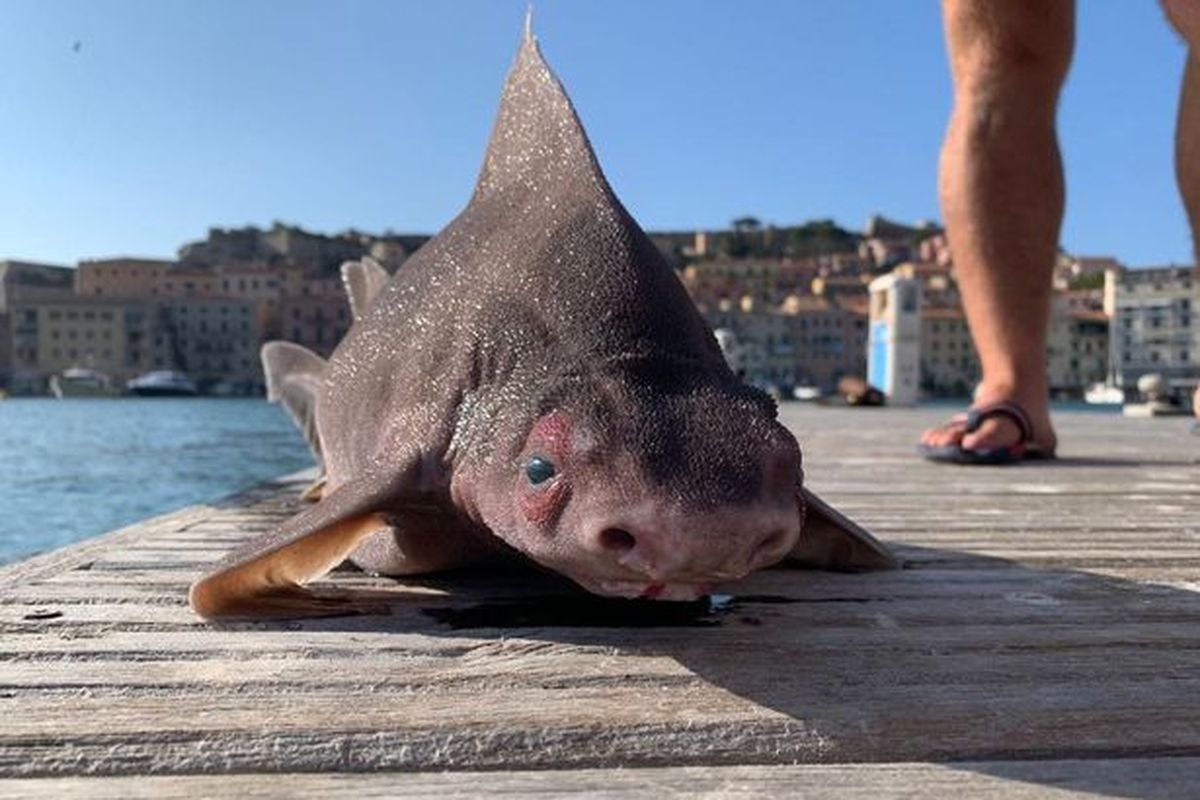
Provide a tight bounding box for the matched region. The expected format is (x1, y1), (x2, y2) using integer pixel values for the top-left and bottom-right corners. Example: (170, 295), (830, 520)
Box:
(973, 380), (1049, 413)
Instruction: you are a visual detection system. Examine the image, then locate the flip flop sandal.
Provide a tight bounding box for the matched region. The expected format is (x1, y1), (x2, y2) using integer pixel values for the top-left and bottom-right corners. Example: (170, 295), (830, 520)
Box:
(918, 400), (1056, 465)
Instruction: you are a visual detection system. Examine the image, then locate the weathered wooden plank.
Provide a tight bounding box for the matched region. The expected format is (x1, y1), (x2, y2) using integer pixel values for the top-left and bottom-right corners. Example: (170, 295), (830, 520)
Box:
(4, 641), (1199, 692)
(1, 694), (1198, 774)
(3, 584), (1200, 633)
(2, 758), (1198, 799)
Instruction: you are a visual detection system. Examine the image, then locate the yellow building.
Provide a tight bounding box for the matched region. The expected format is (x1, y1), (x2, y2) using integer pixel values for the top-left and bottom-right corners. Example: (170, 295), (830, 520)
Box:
(8, 298), (164, 389)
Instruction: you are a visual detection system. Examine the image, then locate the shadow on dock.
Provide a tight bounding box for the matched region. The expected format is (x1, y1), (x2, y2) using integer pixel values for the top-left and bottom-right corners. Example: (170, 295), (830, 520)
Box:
(219, 543), (1200, 800)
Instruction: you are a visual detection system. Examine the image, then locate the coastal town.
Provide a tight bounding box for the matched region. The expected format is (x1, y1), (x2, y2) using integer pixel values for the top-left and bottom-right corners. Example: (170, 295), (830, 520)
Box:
(0, 217), (1195, 404)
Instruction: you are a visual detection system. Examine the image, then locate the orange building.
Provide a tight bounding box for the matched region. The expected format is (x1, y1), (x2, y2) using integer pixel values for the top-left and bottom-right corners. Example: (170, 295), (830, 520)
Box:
(75, 258), (173, 298)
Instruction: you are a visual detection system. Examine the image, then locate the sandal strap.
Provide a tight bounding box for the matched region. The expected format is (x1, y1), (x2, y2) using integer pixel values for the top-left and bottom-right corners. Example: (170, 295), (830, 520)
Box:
(964, 401), (1034, 444)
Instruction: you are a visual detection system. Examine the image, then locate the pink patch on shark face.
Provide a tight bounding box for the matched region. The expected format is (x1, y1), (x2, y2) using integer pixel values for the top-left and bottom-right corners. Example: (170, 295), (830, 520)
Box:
(528, 411), (573, 462)
(518, 411), (574, 526)
(519, 479), (568, 525)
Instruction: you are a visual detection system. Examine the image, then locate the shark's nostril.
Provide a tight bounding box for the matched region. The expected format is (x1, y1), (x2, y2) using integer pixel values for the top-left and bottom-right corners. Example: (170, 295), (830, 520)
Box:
(598, 528), (637, 554)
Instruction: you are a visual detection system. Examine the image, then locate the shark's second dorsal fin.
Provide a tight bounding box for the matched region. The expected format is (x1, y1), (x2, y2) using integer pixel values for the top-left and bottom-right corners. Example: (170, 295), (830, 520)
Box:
(262, 341), (327, 465)
(340, 258), (390, 322)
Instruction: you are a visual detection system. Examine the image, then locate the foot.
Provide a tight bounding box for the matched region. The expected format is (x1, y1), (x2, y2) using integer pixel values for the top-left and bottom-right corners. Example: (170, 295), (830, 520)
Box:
(920, 387), (1057, 455)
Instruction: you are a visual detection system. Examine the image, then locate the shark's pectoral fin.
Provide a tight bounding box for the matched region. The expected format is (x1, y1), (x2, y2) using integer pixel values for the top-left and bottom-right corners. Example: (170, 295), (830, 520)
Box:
(301, 476), (327, 503)
(787, 488), (900, 572)
(340, 257), (390, 322)
(189, 510), (392, 620)
(262, 341), (327, 466)
(190, 465), (415, 620)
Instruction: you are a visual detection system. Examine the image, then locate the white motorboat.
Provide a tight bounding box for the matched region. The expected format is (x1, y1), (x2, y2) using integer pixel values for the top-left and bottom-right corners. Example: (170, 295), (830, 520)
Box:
(1084, 382), (1124, 405)
(792, 385), (823, 402)
(126, 370), (198, 397)
(50, 367), (116, 398)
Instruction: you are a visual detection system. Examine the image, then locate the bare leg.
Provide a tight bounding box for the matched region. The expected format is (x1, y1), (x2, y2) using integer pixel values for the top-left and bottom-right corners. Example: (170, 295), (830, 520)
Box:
(923, 0), (1074, 454)
(1184, 56), (1200, 422)
(1162, 0), (1200, 421)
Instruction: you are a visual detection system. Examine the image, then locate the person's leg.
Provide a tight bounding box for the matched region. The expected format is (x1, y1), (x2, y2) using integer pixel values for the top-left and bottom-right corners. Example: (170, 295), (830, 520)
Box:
(923, 0), (1074, 454)
(1161, 0), (1200, 423)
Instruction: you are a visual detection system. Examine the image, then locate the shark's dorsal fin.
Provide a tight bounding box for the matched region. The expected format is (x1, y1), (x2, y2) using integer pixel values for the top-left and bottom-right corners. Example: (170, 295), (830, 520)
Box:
(471, 20), (611, 205)
(340, 257), (390, 322)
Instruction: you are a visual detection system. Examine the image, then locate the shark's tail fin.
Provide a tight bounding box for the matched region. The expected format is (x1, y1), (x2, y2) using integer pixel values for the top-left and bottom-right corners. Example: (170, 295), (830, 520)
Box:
(262, 341), (327, 466)
(340, 257), (390, 322)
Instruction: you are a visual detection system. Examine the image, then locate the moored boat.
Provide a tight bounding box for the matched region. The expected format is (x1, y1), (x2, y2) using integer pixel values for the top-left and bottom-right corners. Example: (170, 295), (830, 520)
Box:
(126, 370), (198, 397)
(50, 368), (117, 398)
(792, 385), (824, 402)
(1084, 382), (1124, 405)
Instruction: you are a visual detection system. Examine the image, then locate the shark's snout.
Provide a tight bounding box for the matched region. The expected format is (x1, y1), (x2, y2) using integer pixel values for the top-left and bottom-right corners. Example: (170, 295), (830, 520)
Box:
(585, 517), (797, 580)
(563, 430), (804, 598)
(570, 495), (801, 599)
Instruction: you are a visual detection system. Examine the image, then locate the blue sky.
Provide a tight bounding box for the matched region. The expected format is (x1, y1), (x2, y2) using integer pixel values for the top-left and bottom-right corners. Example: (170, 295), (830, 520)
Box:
(0, 1), (1192, 267)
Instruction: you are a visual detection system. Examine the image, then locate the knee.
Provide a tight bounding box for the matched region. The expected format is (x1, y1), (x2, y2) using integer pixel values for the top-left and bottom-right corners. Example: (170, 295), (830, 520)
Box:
(1163, 0), (1200, 47)
(945, 1), (1073, 102)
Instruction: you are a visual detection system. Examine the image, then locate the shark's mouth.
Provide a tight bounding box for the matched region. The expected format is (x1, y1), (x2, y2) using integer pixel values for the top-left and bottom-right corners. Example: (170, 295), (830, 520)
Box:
(575, 576), (718, 602)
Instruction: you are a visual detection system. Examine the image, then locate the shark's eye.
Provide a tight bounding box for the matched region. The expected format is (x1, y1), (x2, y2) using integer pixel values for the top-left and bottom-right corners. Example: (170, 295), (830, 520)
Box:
(525, 456), (557, 485)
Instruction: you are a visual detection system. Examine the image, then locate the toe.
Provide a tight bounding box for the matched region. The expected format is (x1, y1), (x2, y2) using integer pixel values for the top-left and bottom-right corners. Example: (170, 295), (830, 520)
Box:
(922, 421), (965, 449)
(960, 417), (1022, 452)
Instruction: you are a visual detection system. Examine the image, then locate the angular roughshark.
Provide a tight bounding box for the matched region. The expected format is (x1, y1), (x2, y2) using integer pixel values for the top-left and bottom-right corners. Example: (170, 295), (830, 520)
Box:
(190, 20), (897, 620)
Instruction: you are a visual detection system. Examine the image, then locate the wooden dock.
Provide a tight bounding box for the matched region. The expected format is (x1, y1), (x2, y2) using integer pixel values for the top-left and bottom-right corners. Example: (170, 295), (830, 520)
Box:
(1, 406), (1198, 798)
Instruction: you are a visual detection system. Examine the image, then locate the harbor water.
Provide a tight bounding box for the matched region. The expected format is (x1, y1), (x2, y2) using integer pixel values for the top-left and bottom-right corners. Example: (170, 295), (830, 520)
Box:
(0, 397), (1125, 567)
(0, 398), (311, 565)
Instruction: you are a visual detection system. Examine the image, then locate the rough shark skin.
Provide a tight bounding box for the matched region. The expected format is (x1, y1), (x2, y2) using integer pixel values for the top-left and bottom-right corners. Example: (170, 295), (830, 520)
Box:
(190, 24), (897, 620)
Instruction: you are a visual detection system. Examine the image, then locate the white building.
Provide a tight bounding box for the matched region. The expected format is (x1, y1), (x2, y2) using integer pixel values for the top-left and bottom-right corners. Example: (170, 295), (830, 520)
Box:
(1106, 265), (1198, 400)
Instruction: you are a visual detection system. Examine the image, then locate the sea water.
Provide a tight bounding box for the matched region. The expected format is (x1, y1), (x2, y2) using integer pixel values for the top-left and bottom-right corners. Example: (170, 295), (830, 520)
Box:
(0, 397), (1125, 566)
(0, 398), (311, 565)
